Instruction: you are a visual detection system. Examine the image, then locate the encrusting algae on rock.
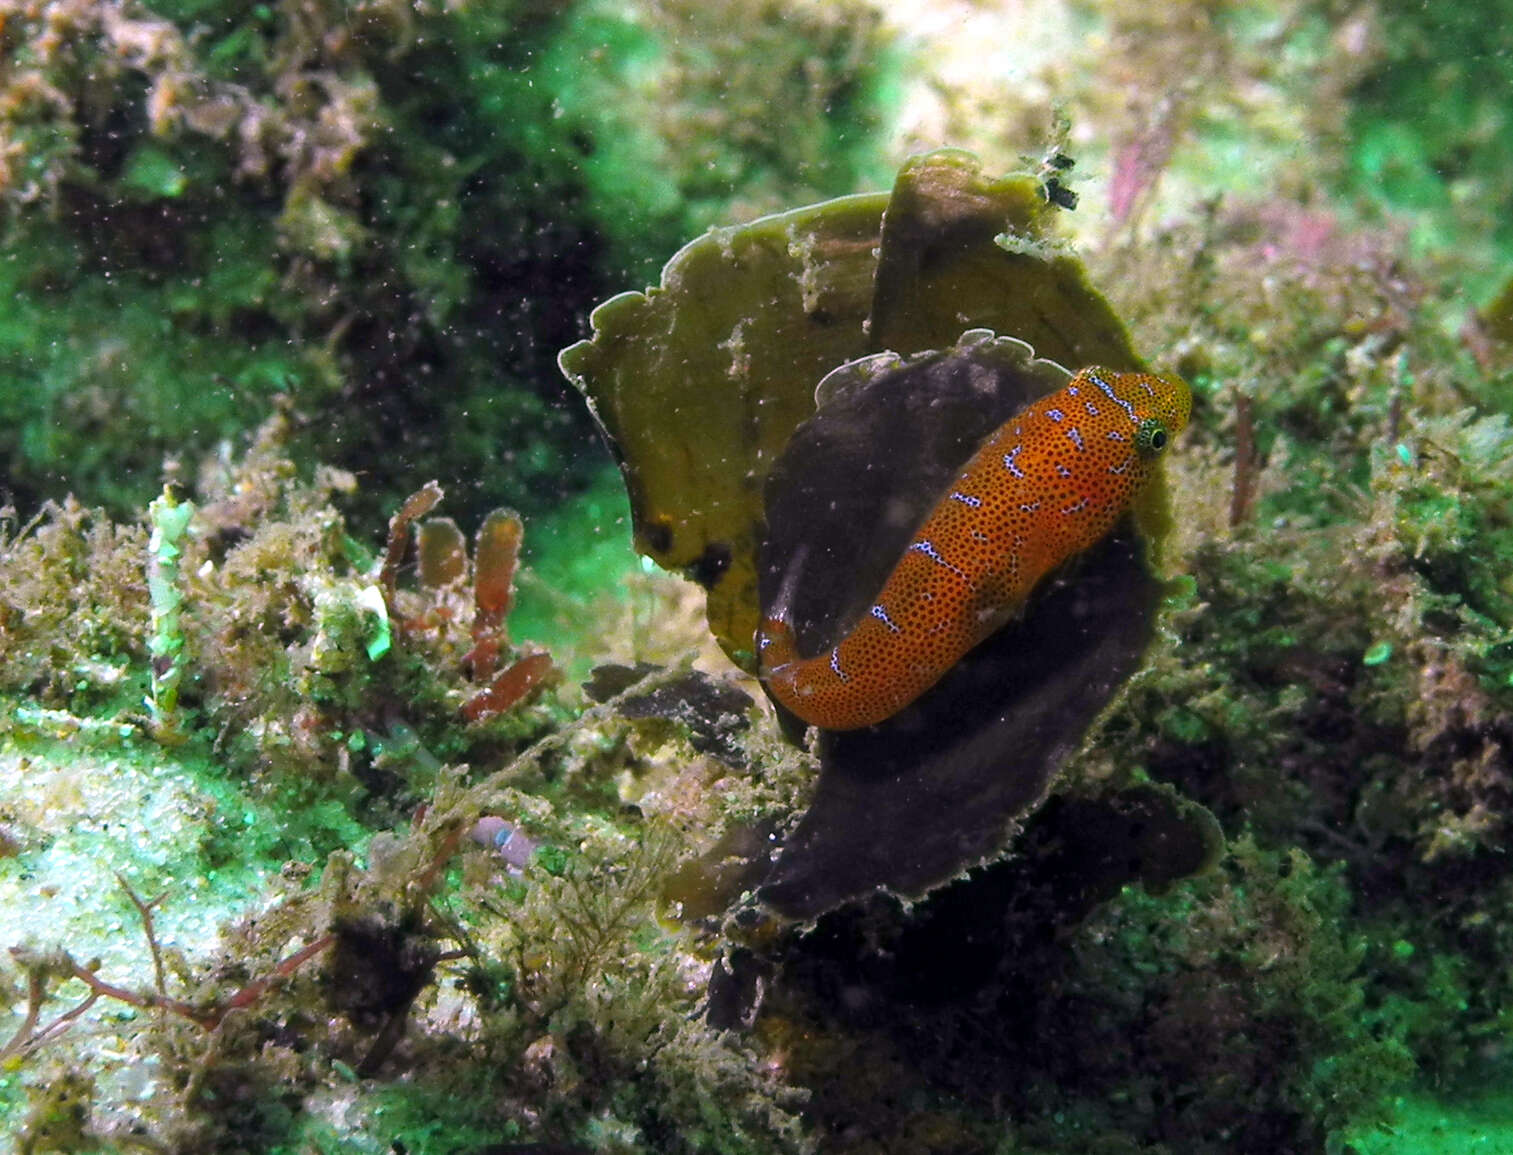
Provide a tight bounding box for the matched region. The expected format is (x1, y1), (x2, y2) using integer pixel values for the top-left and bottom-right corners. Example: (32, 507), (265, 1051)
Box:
(0, 409), (813, 1151)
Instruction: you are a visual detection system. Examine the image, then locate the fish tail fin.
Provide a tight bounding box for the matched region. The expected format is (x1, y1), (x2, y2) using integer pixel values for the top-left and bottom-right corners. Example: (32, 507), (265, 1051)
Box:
(757, 545), (808, 676)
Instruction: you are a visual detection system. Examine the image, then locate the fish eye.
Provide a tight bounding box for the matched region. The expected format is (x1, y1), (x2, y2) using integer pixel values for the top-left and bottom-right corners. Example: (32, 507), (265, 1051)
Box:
(1135, 418), (1169, 457)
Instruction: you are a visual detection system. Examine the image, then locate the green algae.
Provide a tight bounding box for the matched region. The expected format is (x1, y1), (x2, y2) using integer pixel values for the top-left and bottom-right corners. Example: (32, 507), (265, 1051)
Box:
(0, 732), (367, 1142)
(537, 0), (897, 280)
(1352, 1086), (1513, 1155)
(1344, 0), (1513, 288)
(0, 219), (322, 513)
(0, 0), (898, 533)
(0, 417), (807, 1151)
(509, 466), (639, 675)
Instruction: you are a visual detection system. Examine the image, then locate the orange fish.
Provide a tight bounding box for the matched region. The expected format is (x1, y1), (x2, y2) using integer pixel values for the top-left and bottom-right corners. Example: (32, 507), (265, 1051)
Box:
(758, 366), (1191, 730)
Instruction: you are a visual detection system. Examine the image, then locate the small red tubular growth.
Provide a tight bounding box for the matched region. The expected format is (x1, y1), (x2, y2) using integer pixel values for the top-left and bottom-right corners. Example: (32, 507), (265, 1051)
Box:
(462, 651), (554, 723)
(467, 509), (524, 684)
(379, 481), (444, 618)
(377, 493), (551, 723)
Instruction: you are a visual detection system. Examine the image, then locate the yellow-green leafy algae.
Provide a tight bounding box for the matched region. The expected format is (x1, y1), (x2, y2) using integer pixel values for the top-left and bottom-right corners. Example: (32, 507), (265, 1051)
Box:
(563, 148), (1212, 916)
(561, 148), (1142, 669)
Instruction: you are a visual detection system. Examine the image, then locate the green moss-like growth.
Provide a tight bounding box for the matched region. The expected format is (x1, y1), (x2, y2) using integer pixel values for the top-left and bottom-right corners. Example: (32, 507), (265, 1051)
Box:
(0, 498), (148, 708)
(0, 402), (816, 1149)
(1078, 144), (1513, 1149)
(1344, 0), (1513, 288)
(728, 832), (1411, 1154)
(0, 0), (896, 531)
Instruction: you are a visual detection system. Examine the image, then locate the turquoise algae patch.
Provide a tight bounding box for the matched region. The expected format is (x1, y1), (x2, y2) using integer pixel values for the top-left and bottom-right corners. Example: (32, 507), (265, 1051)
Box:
(0, 729), (363, 1134)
